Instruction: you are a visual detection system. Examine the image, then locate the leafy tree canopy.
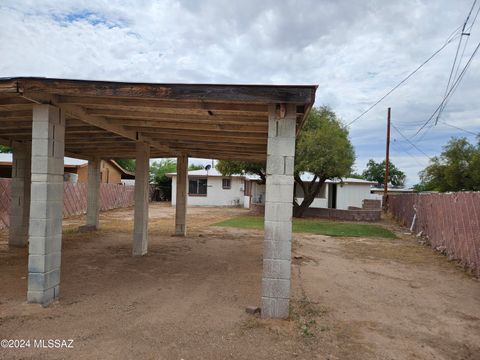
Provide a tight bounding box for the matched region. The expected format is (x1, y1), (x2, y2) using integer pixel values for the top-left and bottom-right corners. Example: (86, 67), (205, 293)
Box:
(416, 136), (480, 192)
(150, 159), (177, 185)
(116, 159), (136, 172)
(348, 172), (366, 180)
(362, 159), (406, 187)
(216, 106), (355, 217)
(0, 145), (12, 153)
(149, 159), (203, 200)
(215, 161), (266, 183)
(295, 107), (354, 179)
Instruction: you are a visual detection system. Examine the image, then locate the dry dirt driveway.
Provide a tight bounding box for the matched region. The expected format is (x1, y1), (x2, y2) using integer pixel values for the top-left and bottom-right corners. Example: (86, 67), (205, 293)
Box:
(0, 203), (479, 359)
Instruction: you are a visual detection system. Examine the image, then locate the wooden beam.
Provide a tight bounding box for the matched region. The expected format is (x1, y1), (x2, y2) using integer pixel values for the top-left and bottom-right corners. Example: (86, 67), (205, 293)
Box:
(146, 132), (266, 145)
(85, 108), (266, 122)
(168, 141), (265, 150)
(186, 151), (265, 161)
(17, 78), (317, 104)
(57, 95), (268, 114)
(11, 91), (177, 156)
(133, 127), (265, 140)
(0, 110), (31, 119)
(0, 79), (18, 93)
(110, 119), (268, 132)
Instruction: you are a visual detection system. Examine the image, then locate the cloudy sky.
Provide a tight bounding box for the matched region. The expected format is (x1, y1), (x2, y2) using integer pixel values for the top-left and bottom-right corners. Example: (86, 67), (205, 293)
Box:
(1, 0), (479, 185)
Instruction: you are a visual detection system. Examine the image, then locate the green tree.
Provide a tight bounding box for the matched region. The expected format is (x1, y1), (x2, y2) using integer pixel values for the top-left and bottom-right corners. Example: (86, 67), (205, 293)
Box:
(0, 145), (12, 153)
(348, 172), (366, 180)
(149, 159), (203, 200)
(362, 160), (406, 187)
(116, 159), (136, 172)
(417, 137), (480, 192)
(215, 161), (266, 183)
(293, 107), (355, 216)
(217, 106), (356, 217)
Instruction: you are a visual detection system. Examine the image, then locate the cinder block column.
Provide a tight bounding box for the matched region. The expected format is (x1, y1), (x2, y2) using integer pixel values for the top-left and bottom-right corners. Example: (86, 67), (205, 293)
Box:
(27, 105), (65, 305)
(80, 158), (101, 231)
(133, 142), (150, 256)
(261, 103), (297, 319)
(175, 154), (188, 236)
(9, 143), (31, 247)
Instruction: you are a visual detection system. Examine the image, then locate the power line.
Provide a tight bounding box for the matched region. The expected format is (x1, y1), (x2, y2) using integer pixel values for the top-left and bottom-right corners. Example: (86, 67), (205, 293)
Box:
(453, 3), (480, 80)
(391, 141), (429, 168)
(346, 28), (462, 127)
(391, 123), (432, 159)
(435, 0), (479, 124)
(439, 120), (479, 136)
(413, 39), (480, 138)
(399, 119), (477, 154)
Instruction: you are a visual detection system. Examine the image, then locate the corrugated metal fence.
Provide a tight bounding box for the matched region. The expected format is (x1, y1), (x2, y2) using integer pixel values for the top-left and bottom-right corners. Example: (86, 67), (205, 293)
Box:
(0, 179), (135, 230)
(387, 193), (480, 277)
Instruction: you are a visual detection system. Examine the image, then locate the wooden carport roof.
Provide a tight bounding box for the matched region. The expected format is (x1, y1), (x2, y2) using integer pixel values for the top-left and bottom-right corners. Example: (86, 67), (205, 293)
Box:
(0, 77), (317, 161)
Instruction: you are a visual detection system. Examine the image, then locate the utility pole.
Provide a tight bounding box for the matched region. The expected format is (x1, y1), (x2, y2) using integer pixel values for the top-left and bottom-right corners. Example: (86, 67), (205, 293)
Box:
(383, 107), (391, 209)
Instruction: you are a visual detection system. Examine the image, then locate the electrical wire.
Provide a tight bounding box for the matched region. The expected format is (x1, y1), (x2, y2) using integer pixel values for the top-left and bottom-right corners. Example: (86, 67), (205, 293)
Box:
(439, 120), (479, 136)
(435, 0), (479, 124)
(391, 140), (429, 168)
(413, 39), (480, 138)
(346, 28), (462, 127)
(391, 123), (432, 159)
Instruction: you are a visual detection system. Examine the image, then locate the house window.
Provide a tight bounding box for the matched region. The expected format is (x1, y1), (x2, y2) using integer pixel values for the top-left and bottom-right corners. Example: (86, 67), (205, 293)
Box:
(189, 178), (207, 196)
(294, 183), (326, 198)
(315, 184), (327, 198)
(222, 178), (231, 189)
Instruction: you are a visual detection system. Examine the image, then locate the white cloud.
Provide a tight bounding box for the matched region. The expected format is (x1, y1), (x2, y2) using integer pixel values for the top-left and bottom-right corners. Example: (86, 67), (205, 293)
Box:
(1, 0), (479, 185)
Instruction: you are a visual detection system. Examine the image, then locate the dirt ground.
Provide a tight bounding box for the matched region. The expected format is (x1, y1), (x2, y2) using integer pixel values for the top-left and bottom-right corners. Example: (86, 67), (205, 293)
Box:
(0, 203), (479, 360)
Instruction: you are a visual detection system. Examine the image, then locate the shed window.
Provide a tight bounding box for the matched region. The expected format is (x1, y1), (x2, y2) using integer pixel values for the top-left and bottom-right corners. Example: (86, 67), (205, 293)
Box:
(222, 178), (231, 189)
(189, 178), (207, 195)
(294, 183), (327, 198)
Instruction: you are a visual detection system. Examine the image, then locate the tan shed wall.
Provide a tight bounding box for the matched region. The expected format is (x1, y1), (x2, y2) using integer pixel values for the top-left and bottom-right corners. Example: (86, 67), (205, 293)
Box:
(77, 166), (88, 183)
(77, 161), (123, 184)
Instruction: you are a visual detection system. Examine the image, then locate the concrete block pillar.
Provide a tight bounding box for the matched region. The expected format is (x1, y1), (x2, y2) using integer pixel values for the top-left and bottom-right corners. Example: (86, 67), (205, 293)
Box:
(261, 103), (297, 319)
(175, 154), (188, 236)
(133, 142), (150, 256)
(80, 158), (101, 231)
(27, 105), (65, 305)
(9, 143), (31, 247)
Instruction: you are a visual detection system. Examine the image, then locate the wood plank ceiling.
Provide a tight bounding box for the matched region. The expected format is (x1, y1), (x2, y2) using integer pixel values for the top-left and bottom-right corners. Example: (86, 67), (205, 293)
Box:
(0, 78), (317, 161)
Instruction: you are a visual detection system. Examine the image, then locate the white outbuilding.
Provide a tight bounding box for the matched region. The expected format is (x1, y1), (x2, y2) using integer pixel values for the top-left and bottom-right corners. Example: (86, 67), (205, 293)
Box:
(168, 169), (377, 210)
(168, 168), (246, 207)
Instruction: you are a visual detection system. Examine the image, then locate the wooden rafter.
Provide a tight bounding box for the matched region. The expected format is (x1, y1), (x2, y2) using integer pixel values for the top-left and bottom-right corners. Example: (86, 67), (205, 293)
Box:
(0, 77), (317, 161)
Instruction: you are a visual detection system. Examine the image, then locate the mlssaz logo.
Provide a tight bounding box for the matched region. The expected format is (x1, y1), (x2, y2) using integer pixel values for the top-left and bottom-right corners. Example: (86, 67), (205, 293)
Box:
(34, 339), (74, 349)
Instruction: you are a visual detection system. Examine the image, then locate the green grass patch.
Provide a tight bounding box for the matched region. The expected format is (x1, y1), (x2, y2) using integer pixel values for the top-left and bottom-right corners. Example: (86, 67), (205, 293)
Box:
(213, 216), (396, 238)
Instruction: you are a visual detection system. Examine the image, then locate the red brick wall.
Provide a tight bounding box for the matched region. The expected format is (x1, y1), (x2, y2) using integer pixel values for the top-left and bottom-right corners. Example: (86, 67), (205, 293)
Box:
(387, 193), (480, 277)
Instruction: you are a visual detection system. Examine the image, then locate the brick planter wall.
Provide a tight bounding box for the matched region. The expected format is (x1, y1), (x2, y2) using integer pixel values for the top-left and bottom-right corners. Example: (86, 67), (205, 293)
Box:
(250, 203), (381, 222)
(362, 199), (382, 210)
(302, 207), (381, 222)
(250, 203), (265, 216)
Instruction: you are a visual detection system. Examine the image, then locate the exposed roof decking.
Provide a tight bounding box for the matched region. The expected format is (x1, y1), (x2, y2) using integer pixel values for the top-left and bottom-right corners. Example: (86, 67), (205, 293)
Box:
(0, 77), (317, 160)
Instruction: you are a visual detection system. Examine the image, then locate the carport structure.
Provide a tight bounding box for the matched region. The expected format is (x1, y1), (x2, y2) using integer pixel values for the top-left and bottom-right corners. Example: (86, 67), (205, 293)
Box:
(0, 77), (316, 319)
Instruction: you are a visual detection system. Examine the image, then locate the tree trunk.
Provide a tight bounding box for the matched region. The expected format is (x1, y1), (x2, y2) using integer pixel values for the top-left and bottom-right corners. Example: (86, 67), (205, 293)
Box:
(293, 176), (326, 218)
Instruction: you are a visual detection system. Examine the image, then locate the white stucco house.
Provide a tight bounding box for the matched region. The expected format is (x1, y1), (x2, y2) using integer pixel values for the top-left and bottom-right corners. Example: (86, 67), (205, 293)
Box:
(167, 169), (377, 210)
(248, 174), (376, 210)
(168, 169), (245, 207)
